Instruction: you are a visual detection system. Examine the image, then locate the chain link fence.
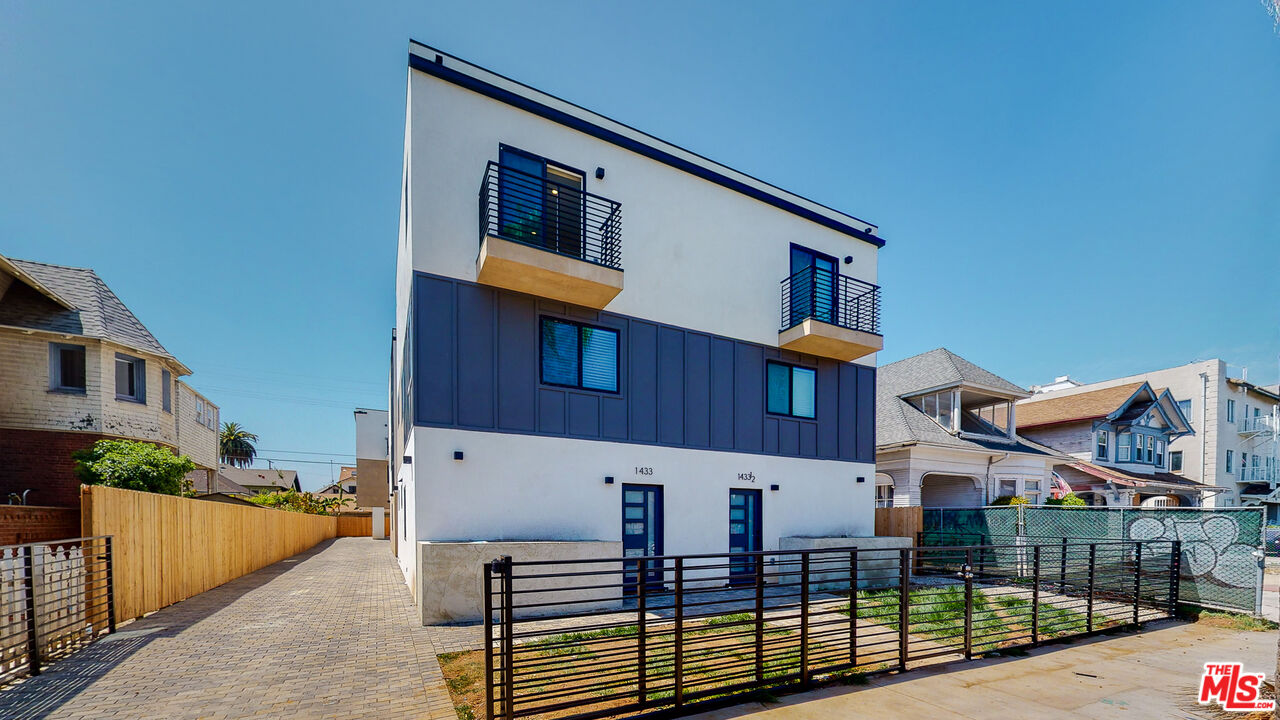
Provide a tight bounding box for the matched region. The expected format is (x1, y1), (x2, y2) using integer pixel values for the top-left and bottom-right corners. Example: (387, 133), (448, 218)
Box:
(921, 506), (1265, 614)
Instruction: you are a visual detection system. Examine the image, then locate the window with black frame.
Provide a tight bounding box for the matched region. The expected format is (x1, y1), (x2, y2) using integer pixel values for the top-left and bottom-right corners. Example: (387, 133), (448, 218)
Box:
(766, 361), (816, 419)
(498, 146), (585, 259)
(540, 317), (618, 392)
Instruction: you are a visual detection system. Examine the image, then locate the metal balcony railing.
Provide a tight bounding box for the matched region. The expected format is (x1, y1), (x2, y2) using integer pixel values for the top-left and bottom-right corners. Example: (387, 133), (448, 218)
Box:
(1238, 415), (1276, 435)
(1240, 466), (1278, 485)
(780, 267), (881, 335)
(478, 161), (622, 270)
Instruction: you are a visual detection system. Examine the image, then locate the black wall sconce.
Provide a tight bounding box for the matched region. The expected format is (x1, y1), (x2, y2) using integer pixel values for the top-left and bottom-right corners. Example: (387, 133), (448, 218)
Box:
(856, 476), (866, 483)
(453, 451), (464, 461)
(604, 476), (615, 484)
(844, 256), (853, 265)
(595, 167), (605, 180)
(770, 484), (780, 492)
(403, 456), (412, 465)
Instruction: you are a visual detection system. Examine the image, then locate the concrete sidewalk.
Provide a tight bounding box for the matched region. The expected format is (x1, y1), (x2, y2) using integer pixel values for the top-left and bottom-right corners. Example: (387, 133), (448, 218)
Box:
(0, 538), (456, 720)
(688, 621), (1275, 720)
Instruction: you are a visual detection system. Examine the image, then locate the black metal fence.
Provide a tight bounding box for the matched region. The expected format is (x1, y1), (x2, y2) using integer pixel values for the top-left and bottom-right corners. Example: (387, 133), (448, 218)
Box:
(479, 161), (623, 270)
(483, 540), (1178, 720)
(780, 267), (880, 335)
(0, 536), (115, 684)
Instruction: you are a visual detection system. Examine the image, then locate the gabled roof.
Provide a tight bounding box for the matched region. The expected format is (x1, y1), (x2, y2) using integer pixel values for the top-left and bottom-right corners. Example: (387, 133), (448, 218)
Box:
(877, 349), (1063, 459)
(879, 348), (1031, 399)
(217, 465), (300, 492)
(318, 466), (357, 494)
(1016, 382), (1146, 429)
(0, 254), (186, 371)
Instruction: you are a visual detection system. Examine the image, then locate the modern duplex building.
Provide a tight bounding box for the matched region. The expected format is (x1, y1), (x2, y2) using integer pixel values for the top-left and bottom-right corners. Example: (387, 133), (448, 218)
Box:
(1029, 360), (1278, 514)
(391, 43), (886, 622)
(0, 253), (220, 506)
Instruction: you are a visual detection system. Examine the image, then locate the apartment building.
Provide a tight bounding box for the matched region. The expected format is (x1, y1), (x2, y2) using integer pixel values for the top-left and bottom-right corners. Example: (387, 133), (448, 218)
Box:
(353, 407), (389, 511)
(1028, 360), (1278, 513)
(0, 253), (219, 506)
(391, 43), (886, 622)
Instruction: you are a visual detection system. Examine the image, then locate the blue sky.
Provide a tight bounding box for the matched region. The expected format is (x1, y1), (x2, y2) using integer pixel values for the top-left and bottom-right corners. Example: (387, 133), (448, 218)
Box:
(3, 2), (1277, 489)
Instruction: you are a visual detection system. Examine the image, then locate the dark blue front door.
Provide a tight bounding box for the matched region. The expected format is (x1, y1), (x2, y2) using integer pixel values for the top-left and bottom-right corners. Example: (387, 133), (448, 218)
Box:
(622, 484), (663, 594)
(729, 489), (762, 582)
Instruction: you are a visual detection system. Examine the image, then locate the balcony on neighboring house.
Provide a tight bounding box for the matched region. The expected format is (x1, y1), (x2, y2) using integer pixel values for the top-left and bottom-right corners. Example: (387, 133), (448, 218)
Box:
(476, 161), (623, 309)
(778, 266), (882, 361)
(1240, 466), (1278, 486)
(1237, 415), (1276, 437)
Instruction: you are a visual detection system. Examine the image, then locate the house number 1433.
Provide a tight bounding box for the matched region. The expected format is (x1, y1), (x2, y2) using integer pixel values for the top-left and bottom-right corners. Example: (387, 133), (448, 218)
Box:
(634, 467), (654, 476)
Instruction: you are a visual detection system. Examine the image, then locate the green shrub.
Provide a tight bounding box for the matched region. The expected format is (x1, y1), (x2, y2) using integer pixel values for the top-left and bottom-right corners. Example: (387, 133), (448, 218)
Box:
(72, 439), (196, 495)
(247, 489), (349, 515)
(1045, 492), (1086, 507)
(990, 495), (1029, 506)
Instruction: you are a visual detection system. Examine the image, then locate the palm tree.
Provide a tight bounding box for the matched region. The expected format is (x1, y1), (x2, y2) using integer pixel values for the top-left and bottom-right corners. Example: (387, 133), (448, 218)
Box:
(219, 422), (259, 468)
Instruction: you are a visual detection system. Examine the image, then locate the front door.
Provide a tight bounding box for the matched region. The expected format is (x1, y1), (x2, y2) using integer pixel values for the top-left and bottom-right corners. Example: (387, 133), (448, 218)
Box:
(789, 245), (838, 326)
(728, 489), (762, 583)
(622, 484), (663, 594)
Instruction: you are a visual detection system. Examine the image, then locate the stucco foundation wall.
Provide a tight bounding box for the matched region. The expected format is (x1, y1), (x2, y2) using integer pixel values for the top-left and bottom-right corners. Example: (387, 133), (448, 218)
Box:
(416, 540), (622, 624)
(778, 536), (911, 591)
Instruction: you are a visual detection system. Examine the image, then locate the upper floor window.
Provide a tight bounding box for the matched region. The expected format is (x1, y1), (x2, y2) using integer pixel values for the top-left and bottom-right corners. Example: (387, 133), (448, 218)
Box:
(766, 361), (816, 419)
(498, 146), (586, 259)
(1145, 435), (1154, 463)
(1118, 432), (1132, 461)
(1170, 450), (1183, 472)
(910, 390), (955, 431)
(1226, 449), (1234, 474)
(1177, 399), (1192, 423)
(540, 317), (619, 393)
(49, 343), (86, 393)
(1155, 440), (1165, 467)
(1096, 429), (1109, 460)
(114, 353), (146, 403)
(1226, 399), (1236, 423)
(162, 370), (172, 413)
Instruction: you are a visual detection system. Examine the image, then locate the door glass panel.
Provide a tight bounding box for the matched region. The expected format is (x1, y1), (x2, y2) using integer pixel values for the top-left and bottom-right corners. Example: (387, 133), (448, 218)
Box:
(730, 523), (745, 534)
(624, 490), (644, 503)
(625, 522), (645, 535)
(497, 149), (544, 242)
(624, 506), (644, 519)
(546, 165), (584, 258)
(730, 508), (745, 520)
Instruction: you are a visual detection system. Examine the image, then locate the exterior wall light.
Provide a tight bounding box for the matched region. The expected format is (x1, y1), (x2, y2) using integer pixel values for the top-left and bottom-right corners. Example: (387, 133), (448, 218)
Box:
(453, 451), (464, 461)
(604, 476), (614, 484)
(770, 484), (780, 491)
(595, 167), (605, 180)
(856, 476), (866, 483)
(403, 456), (412, 465)
(844, 256), (853, 265)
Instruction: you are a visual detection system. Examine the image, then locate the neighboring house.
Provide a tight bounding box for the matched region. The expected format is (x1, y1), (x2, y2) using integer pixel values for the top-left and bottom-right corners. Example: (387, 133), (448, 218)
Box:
(1017, 381), (1203, 507)
(215, 464), (300, 494)
(319, 466), (358, 496)
(876, 349), (1068, 508)
(189, 471), (253, 497)
(391, 43), (885, 621)
(1028, 360), (1278, 513)
(0, 253), (220, 507)
(354, 408), (389, 510)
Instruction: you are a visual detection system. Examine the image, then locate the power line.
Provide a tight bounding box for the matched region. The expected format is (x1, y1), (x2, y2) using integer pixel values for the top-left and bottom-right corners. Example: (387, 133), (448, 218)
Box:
(255, 448), (355, 457)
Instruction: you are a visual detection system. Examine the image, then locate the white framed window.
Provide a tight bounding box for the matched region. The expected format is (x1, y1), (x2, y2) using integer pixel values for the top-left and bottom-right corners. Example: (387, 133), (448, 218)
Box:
(1155, 440), (1164, 467)
(1226, 449), (1234, 474)
(1146, 435), (1154, 463)
(874, 483), (895, 508)
(1118, 432), (1132, 461)
(1096, 429), (1108, 461)
(1025, 478), (1041, 504)
(1227, 399), (1236, 423)
(1177, 399), (1192, 423)
(49, 343), (87, 393)
(114, 353), (146, 403)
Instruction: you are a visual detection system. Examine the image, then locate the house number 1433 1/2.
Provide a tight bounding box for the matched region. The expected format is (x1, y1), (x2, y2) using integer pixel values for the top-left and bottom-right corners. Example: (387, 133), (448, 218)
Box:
(634, 467), (654, 476)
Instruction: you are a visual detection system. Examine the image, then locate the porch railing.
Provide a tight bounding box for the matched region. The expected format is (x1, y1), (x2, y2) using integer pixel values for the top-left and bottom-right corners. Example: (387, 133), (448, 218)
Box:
(780, 267), (880, 335)
(483, 540), (1177, 720)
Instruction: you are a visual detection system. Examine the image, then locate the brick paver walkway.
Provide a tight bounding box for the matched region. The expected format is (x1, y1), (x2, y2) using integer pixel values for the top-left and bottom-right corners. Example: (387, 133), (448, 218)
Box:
(0, 538), (457, 720)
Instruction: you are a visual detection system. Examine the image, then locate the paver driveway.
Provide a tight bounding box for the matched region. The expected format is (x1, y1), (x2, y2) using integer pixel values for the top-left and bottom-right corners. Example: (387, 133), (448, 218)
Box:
(0, 538), (456, 720)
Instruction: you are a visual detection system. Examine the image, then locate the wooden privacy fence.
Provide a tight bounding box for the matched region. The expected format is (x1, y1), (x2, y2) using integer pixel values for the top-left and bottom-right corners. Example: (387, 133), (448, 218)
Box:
(336, 512), (390, 537)
(875, 506), (922, 539)
(81, 485), (337, 620)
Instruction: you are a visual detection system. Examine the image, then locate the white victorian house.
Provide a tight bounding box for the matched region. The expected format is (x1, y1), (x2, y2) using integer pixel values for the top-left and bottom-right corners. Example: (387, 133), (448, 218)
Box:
(876, 349), (1068, 507)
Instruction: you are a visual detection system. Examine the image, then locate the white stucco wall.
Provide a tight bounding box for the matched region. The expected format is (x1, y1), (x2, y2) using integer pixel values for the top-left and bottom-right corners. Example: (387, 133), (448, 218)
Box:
(404, 63), (880, 358)
(405, 427), (874, 557)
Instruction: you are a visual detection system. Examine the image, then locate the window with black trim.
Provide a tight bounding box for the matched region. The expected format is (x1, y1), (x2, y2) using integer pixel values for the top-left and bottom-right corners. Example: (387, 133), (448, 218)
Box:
(766, 361), (816, 419)
(540, 317), (619, 393)
(49, 343), (86, 393)
(115, 353), (146, 403)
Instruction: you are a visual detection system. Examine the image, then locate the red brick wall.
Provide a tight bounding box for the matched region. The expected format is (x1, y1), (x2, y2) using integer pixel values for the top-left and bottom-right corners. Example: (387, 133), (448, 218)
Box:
(0, 428), (102, 508)
(0, 505), (80, 545)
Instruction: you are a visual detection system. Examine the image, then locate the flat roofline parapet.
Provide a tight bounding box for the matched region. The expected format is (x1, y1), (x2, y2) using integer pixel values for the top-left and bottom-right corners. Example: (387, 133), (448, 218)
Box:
(408, 40), (885, 249)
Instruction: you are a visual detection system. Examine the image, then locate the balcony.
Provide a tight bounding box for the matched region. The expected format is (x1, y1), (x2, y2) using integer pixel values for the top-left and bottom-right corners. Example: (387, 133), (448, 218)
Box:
(1240, 466), (1278, 485)
(1238, 415), (1276, 436)
(778, 267), (882, 362)
(477, 161), (623, 309)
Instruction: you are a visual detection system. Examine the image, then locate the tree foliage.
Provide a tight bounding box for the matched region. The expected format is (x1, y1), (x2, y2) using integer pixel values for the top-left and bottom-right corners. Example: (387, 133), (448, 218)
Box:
(72, 439), (196, 496)
(219, 421), (259, 468)
(247, 489), (351, 515)
(989, 495), (1030, 507)
(1044, 493), (1087, 507)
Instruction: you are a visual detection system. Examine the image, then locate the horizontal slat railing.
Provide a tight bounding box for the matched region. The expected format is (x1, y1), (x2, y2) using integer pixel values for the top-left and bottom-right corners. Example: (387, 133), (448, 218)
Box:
(483, 539), (1178, 720)
(780, 267), (880, 335)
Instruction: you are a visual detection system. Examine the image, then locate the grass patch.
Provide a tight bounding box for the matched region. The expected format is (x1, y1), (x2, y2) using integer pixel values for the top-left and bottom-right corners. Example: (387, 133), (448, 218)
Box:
(1189, 609), (1278, 632)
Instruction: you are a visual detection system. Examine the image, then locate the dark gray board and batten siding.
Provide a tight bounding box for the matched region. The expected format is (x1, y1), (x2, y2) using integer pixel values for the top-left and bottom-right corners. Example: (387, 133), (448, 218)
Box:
(413, 273), (876, 463)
